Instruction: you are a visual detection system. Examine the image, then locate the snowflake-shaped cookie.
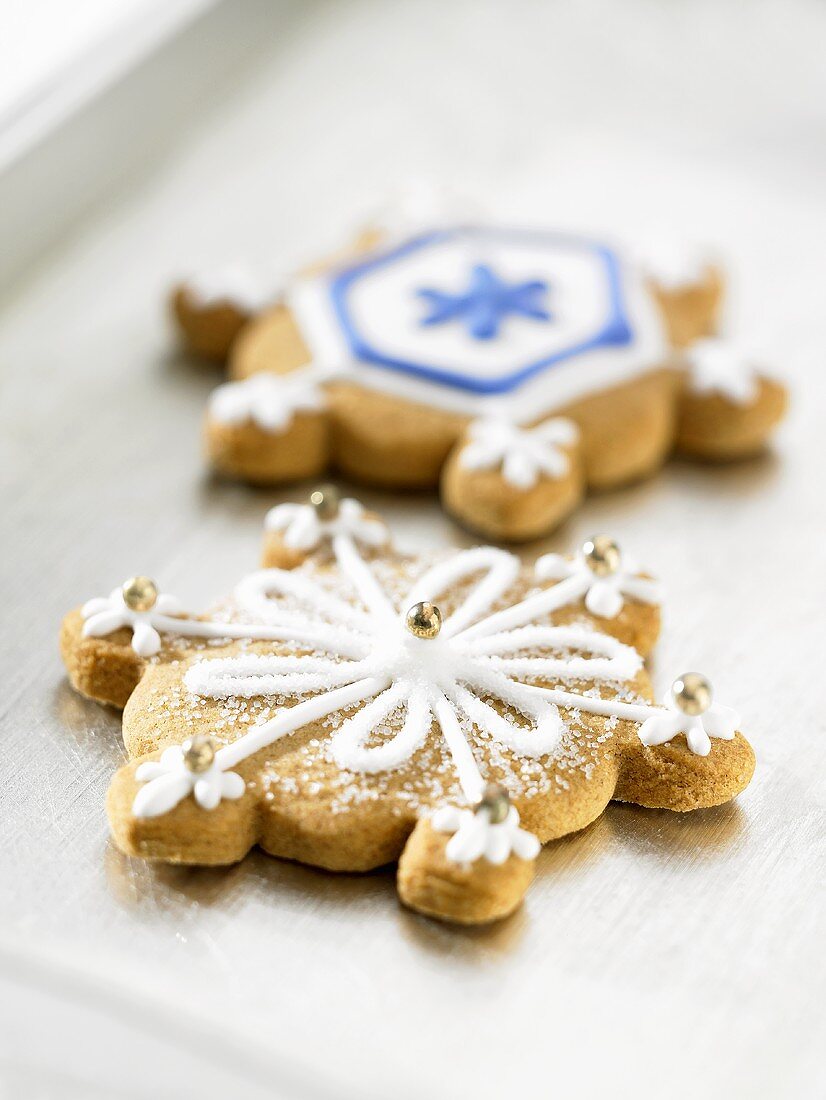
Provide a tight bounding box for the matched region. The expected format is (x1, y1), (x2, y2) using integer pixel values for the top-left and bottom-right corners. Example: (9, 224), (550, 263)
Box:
(172, 221), (787, 542)
(61, 492), (754, 926)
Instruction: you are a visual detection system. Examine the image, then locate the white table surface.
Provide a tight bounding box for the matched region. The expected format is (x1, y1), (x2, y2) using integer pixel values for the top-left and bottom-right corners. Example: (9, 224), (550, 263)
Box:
(1, 1), (825, 1097)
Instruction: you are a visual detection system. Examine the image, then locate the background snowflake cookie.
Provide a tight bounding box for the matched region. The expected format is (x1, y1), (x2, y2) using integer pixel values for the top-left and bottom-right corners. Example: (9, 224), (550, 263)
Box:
(61, 497), (755, 926)
(172, 221), (788, 542)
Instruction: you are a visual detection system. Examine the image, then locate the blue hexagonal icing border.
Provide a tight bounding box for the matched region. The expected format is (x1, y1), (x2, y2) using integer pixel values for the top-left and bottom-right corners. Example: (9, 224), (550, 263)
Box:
(328, 227), (634, 396)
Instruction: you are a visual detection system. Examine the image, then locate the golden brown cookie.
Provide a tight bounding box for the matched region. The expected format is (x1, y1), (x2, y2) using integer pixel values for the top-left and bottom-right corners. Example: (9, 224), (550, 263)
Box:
(62, 496), (754, 926)
(172, 227), (787, 541)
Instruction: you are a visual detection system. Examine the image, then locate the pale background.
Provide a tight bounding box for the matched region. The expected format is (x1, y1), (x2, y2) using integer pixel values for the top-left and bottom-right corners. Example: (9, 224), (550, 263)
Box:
(0, 1), (824, 1097)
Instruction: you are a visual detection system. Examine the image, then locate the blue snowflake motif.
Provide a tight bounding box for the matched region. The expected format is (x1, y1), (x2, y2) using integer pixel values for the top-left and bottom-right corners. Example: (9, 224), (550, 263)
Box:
(416, 263), (552, 341)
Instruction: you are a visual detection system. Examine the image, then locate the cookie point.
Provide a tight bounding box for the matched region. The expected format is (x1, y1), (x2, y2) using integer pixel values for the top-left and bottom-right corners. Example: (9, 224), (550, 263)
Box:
(122, 576), (158, 612)
(582, 534), (620, 577)
(405, 601), (442, 639)
(476, 782), (510, 824)
(309, 484), (340, 520)
(672, 672), (712, 716)
(182, 734), (217, 774)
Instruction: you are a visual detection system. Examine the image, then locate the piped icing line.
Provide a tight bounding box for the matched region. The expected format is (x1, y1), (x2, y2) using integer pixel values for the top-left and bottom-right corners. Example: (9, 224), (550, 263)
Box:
(130, 531), (661, 818)
(459, 417), (579, 489)
(432, 803), (540, 865)
(535, 549), (661, 620)
(209, 367), (329, 433)
(265, 498), (388, 553)
(682, 337), (761, 406)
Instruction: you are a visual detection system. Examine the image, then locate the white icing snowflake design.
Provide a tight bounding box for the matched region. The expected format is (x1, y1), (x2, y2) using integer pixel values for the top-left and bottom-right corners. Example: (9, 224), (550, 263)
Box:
(81, 587), (184, 657)
(459, 417), (579, 489)
(432, 803), (540, 865)
(638, 688), (738, 757)
(684, 338), (760, 406)
(210, 370), (327, 433)
(81, 519), (738, 861)
(265, 498), (388, 552)
(535, 548), (661, 620)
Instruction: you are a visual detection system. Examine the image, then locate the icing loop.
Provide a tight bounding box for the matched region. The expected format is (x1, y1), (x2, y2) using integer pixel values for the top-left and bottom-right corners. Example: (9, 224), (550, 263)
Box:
(535, 545), (661, 620)
(265, 497), (388, 553)
(459, 417), (579, 490)
(684, 338), (761, 406)
(432, 804), (540, 865)
(638, 686), (738, 757)
(133, 745), (246, 818)
(209, 371), (326, 433)
(81, 587), (183, 657)
(185, 262), (286, 313)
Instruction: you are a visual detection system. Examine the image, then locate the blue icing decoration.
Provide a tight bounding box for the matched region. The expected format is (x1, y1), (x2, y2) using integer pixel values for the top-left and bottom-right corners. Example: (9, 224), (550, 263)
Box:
(416, 263), (551, 340)
(328, 228), (635, 396)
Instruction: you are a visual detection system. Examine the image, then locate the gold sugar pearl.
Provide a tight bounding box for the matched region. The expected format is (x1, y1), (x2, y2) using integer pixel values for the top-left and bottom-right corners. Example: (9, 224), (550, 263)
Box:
(405, 601), (442, 639)
(182, 734), (217, 774)
(309, 484), (340, 520)
(476, 782), (511, 825)
(582, 534), (621, 577)
(122, 576), (158, 612)
(672, 672), (713, 716)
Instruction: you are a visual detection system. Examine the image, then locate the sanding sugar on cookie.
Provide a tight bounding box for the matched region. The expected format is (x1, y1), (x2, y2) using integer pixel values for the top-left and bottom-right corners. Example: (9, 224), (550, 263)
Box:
(61, 492), (755, 926)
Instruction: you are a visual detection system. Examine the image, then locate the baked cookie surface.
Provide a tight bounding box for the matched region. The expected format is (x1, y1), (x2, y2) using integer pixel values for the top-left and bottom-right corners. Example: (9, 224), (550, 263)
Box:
(61, 493), (754, 925)
(174, 226), (787, 540)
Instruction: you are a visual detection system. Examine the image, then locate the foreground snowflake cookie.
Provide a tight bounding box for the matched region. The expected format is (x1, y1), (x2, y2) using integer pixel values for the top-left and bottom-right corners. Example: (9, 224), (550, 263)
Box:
(61, 496), (755, 926)
(172, 220), (787, 541)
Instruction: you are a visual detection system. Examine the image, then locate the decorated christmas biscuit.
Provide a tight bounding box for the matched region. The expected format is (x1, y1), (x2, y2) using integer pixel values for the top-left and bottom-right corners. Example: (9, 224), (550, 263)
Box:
(172, 223), (787, 541)
(61, 491), (754, 925)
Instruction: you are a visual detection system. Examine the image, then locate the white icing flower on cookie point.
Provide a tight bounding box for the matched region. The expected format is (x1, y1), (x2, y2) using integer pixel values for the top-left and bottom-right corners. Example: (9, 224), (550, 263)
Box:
(133, 736), (246, 818)
(535, 535), (661, 620)
(684, 337), (761, 406)
(638, 673), (739, 757)
(210, 370), (326, 433)
(459, 417), (579, 490)
(433, 785), (540, 865)
(184, 261), (286, 314)
(265, 488), (389, 552)
(636, 237), (714, 291)
(81, 577), (183, 657)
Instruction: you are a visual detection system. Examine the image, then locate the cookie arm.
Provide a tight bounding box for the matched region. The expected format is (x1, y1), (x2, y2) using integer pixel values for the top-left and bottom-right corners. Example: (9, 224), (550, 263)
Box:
(440, 416), (584, 541)
(675, 376), (788, 461)
(171, 285), (254, 362)
(397, 815), (536, 925)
